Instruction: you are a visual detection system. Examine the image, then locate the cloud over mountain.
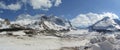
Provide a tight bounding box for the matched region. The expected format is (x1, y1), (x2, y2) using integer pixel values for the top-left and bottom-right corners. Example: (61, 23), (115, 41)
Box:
(71, 12), (119, 28)
(54, 0), (62, 6)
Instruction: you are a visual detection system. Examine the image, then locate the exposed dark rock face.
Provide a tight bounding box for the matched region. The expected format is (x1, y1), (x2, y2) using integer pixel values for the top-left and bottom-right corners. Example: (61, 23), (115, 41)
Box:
(24, 30), (37, 35)
(0, 28), (32, 32)
(0, 23), (33, 33)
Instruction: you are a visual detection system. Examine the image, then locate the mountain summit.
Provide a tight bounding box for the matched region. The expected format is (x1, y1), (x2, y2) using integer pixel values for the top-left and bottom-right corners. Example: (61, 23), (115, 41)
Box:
(89, 17), (120, 32)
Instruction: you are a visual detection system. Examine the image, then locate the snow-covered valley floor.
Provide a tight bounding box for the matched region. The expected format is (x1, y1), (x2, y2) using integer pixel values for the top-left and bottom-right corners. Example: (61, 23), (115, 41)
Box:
(0, 30), (120, 50)
(0, 30), (90, 50)
(0, 35), (89, 50)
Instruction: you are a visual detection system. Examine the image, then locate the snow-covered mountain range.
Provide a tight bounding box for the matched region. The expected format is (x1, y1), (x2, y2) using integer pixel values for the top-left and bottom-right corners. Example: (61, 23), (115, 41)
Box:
(89, 17), (120, 32)
(0, 14), (120, 50)
(0, 14), (74, 37)
(0, 15), (120, 34)
(15, 14), (73, 31)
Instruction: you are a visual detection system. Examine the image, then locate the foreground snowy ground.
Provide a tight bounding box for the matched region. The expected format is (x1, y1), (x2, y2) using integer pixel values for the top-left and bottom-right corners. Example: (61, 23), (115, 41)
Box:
(0, 36), (88, 50)
(0, 30), (120, 50)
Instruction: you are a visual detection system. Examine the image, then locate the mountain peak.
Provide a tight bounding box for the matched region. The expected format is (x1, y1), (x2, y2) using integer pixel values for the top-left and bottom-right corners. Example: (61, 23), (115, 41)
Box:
(89, 17), (120, 32)
(12, 14), (73, 31)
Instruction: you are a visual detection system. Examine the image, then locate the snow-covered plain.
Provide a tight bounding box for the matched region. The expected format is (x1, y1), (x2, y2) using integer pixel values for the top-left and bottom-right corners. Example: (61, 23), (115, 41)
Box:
(0, 30), (120, 50)
(0, 30), (89, 50)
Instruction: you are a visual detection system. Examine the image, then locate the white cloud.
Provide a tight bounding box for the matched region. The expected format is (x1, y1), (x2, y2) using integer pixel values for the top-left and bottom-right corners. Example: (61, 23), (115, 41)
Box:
(0, 2), (21, 10)
(71, 12), (119, 27)
(29, 0), (52, 10)
(0, 0), (62, 10)
(7, 3), (21, 10)
(54, 0), (62, 6)
(22, 0), (62, 10)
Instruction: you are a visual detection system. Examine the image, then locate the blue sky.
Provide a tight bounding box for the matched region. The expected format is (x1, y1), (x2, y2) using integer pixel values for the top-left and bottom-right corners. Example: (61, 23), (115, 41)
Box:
(0, 0), (120, 21)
